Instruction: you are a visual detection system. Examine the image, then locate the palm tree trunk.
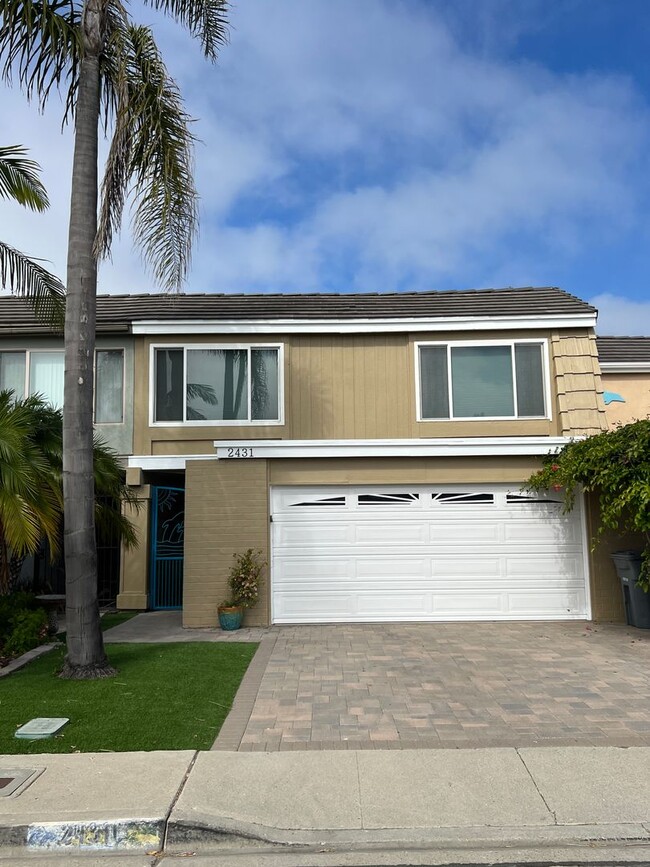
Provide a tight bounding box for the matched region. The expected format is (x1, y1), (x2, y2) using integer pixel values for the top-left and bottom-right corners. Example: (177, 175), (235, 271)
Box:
(60, 0), (114, 679)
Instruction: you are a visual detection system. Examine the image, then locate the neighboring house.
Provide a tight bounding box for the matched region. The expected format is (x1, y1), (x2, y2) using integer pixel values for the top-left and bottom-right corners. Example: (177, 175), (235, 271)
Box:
(0, 286), (638, 626)
(597, 337), (650, 427)
(0, 304), (135, 602)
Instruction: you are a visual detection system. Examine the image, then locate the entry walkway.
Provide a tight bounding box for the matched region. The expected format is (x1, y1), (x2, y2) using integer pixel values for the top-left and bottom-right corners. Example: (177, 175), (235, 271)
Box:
(103, 610), (272, 643)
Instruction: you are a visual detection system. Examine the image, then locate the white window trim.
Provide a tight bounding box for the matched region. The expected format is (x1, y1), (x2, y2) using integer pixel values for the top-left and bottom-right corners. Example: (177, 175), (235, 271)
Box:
(414, 338), (552, 422)
(94, 347), (126, 426)
(149, 342), (285, 427)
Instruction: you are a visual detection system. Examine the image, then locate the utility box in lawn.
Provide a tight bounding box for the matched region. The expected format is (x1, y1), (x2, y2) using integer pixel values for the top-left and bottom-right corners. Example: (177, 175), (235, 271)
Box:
(611, 551), (650, 629)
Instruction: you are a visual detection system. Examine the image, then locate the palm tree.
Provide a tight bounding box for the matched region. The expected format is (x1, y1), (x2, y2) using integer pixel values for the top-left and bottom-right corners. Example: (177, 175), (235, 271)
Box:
(0, 144), (65, 326)
(0, 390), (137, 595)
(0, 391), (60, 594)
(0, 0), (229, 678)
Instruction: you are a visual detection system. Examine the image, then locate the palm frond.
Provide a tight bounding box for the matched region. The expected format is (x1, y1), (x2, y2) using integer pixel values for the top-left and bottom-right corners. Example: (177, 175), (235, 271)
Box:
(97, 23), (198, 290)
(0, 0), (80, 120)
(0, 144), (49, 210)
(0, 240), (65, 329)
(143, 0), (229, 60)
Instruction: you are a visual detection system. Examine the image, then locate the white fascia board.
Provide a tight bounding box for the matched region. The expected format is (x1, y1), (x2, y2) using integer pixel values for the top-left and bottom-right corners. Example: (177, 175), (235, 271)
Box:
(131, 313), (597, 336)
(600, 362), (650, 373)
(212, 437), (579, 460)
(127, 454), (215, 470)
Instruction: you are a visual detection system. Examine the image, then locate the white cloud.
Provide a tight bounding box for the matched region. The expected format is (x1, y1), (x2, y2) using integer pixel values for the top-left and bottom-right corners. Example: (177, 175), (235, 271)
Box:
(591, 293), (650, 336)
(0, 0), (649, 301)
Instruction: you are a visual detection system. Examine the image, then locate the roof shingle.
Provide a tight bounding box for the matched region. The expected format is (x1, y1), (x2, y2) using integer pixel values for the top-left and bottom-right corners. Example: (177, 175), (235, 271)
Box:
(0, 286), (596, 334)
(596, 336), (650, 364)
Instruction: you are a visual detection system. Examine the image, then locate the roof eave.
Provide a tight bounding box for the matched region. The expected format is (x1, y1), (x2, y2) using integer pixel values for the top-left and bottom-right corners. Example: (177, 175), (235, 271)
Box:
(129, 312), (598, 335)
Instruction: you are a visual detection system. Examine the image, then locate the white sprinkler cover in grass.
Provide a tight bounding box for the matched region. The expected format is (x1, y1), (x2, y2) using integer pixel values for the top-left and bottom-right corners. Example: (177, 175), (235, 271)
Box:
(15, 718), (69, 739)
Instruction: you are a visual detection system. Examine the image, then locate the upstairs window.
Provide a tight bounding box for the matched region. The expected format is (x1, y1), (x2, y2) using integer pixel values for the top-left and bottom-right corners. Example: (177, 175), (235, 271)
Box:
(153, 345), (282, 424)
(418, 340), (547, 420)
(0, 349), (124, 423)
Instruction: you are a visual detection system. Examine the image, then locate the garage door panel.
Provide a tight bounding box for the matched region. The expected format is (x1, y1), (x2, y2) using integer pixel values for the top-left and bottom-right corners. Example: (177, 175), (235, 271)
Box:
(355, 523), (429, 545)
(504, 520), (582, 544)
(275, 523), (353, 546)
(354, 558), (431, 578)
(428, 523), (501, 543)
(275, 557), (353, 581)
(271, 485), (588, 623)
(507, 590), (584, 614)
(505, 555), (583, 577)
(431, 592), (505, 615)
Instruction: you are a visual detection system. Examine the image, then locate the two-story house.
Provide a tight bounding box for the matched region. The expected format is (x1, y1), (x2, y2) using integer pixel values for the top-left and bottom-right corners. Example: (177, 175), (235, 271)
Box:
(2, 286), (641, 627)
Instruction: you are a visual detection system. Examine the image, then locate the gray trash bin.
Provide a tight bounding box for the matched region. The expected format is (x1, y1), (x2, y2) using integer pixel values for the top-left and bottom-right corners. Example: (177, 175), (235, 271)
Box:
(610, 551), (650, 629)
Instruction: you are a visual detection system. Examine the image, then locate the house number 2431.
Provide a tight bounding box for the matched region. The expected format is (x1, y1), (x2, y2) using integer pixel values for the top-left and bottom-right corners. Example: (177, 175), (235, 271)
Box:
(226, 447), (254, 458)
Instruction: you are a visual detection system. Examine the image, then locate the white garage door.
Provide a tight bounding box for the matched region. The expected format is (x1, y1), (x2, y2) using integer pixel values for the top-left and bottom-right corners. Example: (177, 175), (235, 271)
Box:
(271, 485), (588, 623)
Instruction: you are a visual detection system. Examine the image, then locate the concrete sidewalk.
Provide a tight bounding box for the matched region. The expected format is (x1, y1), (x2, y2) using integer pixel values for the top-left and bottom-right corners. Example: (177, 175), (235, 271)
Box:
(3, 746), (650, 862)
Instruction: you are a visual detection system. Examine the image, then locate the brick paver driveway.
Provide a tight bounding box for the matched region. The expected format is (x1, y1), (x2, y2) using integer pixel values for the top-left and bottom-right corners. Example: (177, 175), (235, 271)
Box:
(234, 622), (650, 751)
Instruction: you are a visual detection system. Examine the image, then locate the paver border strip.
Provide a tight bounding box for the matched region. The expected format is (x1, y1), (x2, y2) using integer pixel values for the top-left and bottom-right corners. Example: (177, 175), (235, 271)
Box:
(212, 633), (278, 751)
(0, 644), (56, 679)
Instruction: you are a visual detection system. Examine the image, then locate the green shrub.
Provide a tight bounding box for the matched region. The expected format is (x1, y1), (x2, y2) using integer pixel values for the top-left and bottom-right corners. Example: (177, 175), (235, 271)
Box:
(526, 419), (650, 588)
(0, 593), (49, 664)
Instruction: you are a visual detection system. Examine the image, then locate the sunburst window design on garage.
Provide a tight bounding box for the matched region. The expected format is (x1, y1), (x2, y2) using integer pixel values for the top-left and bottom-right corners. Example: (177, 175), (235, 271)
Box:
(506, 493), (562, 506)
(358, 493), (420, 505)
(290, 496), (346, 507)
(431, 492), (495, 505)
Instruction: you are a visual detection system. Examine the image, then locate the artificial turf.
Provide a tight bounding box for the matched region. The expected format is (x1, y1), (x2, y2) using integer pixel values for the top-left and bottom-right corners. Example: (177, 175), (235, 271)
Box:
(0, 642), (258, 754)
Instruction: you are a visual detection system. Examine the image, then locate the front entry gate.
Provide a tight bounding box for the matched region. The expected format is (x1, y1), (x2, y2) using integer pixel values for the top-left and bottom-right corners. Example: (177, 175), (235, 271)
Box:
(150, 486), (185, 609)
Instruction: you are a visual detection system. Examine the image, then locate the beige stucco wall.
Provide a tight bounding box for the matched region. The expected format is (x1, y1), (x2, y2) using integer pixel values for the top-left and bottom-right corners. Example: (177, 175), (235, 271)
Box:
(183, 459), (270, 627)
(601, 373), (650, 427)
(269, 455), (543, 485)
(117, 484), (150, 610)
(586, 493), (645, 623)
(131, 328), (606, 455)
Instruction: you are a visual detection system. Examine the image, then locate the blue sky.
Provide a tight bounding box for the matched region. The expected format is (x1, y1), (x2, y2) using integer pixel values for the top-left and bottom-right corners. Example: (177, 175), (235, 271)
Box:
(1, 0), (650, 333)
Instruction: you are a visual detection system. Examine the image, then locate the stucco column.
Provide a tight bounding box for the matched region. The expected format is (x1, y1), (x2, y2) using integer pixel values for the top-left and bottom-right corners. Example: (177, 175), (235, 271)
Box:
(183, 459), (270, 628)
(116, 483), (151, 610)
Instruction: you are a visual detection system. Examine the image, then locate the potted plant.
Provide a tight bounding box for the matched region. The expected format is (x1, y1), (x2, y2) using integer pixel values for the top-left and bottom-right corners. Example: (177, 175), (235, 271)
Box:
(217, 549), (265, 631)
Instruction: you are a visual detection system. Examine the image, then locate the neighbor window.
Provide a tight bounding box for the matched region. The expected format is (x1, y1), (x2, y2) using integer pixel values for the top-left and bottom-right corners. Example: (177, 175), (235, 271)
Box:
(418, 341), (547, 419)
(0, 349), (124, 422)
(153, 345), (282, 424)
(95, 349), (125, 423)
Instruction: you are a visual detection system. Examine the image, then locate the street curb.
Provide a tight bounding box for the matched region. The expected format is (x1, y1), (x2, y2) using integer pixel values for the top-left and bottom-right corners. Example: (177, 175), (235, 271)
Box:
(3, 815), (650, 855)
(0, 818), (164, 852)
(165, 817), (650, 851)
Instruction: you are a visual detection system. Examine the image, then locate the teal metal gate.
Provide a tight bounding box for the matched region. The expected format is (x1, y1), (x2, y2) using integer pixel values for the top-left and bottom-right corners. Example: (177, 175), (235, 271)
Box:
(150, 486), (185, 609)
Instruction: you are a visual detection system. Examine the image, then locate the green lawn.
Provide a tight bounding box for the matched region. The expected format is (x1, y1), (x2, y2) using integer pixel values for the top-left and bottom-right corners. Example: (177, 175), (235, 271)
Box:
(0, 642), (258, 754)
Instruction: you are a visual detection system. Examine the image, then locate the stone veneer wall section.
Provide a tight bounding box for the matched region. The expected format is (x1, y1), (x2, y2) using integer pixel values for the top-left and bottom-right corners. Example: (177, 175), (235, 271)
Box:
(183, 459), (270, 628)
(552, 332), (607, 436)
